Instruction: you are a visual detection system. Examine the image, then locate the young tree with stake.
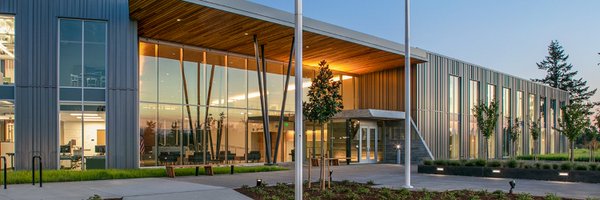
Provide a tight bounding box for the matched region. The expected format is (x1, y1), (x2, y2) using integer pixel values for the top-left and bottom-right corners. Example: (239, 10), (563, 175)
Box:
(473, 100), (500, 160)
(555, 103), (590, 163)
(530, 118), (542, 161)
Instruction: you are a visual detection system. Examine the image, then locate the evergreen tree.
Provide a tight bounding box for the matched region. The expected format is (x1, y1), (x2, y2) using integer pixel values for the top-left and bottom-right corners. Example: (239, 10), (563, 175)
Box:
(532, 40), (597, 104)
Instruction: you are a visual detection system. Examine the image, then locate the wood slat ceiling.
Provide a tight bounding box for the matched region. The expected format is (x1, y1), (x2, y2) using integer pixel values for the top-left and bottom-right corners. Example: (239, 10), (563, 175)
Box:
(130, 0), (422, 74)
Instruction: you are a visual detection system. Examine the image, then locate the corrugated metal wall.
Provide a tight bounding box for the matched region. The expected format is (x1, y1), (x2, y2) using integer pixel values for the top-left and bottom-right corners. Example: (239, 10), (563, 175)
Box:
(416, 52), (570, 160)
(357, 66), (417, 112)
(0, 0), (16, 14)
(13, 0), (138, 169)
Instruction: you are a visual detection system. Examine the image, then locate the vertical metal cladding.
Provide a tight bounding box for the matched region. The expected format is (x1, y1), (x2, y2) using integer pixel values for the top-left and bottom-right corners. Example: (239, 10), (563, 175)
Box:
(416, 52), (569, 160)
(14, 0), (138, 169)
(0, 0), (16, 14)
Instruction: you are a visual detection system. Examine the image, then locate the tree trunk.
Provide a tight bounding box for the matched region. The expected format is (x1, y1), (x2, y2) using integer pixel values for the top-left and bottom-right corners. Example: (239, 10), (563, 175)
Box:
(307, 148), (311, 188)
(570, 140), (575, 163)
(534, 139), (537, 161)
(312, 124), (316, 159)
(320, 124), (325, 190)
(485, 137), (489, 161)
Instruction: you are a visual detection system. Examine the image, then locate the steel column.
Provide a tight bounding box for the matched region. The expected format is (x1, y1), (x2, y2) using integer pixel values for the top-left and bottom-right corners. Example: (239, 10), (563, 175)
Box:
(404, 0), (413, 188)
(273, 37), (295, 164)
(294, 0), (304, 199)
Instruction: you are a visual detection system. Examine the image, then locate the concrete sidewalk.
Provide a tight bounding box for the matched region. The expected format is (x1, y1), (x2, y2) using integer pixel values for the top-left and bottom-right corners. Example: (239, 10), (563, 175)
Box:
(174, 164), (600, 199)
(0, 178), (250, 200)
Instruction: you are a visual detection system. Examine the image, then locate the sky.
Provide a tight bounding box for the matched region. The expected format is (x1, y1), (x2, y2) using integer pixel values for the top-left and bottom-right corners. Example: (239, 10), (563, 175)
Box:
(249, 0), (600, 104)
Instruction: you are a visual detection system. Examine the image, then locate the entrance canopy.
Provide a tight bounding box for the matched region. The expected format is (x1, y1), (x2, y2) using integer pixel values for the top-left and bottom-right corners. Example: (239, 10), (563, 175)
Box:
(333, 109), (406, 120)
(129, 0), (427, 74)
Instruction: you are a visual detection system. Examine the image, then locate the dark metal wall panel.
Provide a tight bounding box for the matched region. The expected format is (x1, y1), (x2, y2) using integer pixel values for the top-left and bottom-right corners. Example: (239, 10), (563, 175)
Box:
(14, 0), (137, 169)
(0, 0), (16, 14)
(416, 52), (570, 160)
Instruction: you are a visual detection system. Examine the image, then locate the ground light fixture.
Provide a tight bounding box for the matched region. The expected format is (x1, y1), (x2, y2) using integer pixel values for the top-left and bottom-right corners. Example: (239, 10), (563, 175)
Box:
(559, 172), (569, 176)
(256, 179), (262, 187)
(436, 167), (444, 172)
(509, 180), (516, 194)
(492, 169), (501, 173)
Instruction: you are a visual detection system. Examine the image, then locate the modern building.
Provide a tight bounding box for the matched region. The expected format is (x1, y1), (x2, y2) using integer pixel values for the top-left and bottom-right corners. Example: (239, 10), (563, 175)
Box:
(0, 0), (569, 170)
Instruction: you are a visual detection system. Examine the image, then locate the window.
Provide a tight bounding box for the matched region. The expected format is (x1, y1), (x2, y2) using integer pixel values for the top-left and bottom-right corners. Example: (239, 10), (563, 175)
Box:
(448, 76), (460, 159)
(0, 15), (15, 85)
(58, 19), (107, 170)
(539, 97), (546, 154)
(486, 84), (496, 159)
(528, 94), (536, 155)
(516, 91), (524, 155)
(502, 88), (510, 157)
(469, 80), (479, 159)
(549, 99), (556, 153)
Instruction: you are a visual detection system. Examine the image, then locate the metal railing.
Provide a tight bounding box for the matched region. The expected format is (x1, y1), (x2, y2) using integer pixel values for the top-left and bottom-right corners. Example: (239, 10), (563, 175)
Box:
(0, 156), (6, 189)
(32, 156), (42, 187)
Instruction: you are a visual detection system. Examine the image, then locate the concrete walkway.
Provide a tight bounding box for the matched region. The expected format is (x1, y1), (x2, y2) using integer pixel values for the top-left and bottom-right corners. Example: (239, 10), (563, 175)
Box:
(174, 164), (600, 199)
(0, 178), (250, 200)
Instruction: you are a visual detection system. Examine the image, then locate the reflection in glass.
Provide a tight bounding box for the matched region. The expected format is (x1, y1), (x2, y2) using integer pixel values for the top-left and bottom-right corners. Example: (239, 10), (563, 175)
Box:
(83, 21), (106, 88)
(183, 49), (204, 106)
(59, 19), (83, 87)
(549, 99), (556, 154)
(227, 56), (247, 108)
(448, 76), (460, 159)
(157, 104), (182, 165)
(140, 103), (157, 166)
(487, 84), (496, 159)
(540, 97), (546, 154)
(206, 53), (226, 107)
(502, 88), (510, 157)
(158, 45), (182, 104)
(139, 42), (157, 102)
(528, 94), (536, 155)
(0, 16), (15, 85)
(469, 80), (479, 159)
(266, 62), (283, 111)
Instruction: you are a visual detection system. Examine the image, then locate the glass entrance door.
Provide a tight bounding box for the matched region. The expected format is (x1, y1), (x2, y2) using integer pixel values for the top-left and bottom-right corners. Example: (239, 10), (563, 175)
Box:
(358, 126), (377, 163)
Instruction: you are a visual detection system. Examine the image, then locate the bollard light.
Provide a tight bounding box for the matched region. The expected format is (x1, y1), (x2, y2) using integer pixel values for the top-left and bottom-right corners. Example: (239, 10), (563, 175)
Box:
(256, 179), (263, 187)
(509, 180), (516, 194)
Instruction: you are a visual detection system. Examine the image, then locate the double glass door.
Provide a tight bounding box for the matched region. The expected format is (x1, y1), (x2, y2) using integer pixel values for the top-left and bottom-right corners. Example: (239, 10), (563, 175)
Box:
(358, 126), (378, 163)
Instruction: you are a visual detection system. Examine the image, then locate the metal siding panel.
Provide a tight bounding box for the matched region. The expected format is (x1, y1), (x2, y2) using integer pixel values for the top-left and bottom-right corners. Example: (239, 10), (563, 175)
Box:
(0, 0), (16, 14)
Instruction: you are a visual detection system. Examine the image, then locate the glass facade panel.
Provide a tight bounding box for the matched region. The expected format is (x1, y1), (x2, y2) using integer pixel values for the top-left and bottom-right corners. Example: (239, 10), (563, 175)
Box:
(157, 104), (182, 165)
(516, 91), (524, 155)
(487, 84), (496, 159)
(468, 80), (479, 159)
(158, 44), (182, 104)
(540, 97), (546, 154)
(502, 88), (510, 157)
(0, 16), (15, 85)
(448, 76), (460, 159)
(139, 42), (158, 102)
(206, 53), (226, 107)
(227, 55), (247, 109)
(0, 101), (14, 168)
(140, 103), (157, 166)
(59, 20), (83, 87)
(266, 61), (284, 111)
(549, 99), (556, 153)
(59, 104), (106, 170)
(528, 94), (536, 155)
(182, 48), (204, 106)
(83, 21), (106, 88)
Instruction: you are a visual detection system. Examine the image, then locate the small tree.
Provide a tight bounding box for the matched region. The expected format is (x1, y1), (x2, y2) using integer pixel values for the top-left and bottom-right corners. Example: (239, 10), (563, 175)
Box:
(584, 127), (598, 162)
(555, 103), (590, 163)
(529, 118), (542, 161)
(473, 100), (500, 160)
(303, 60), (343, 190)
(505, 117), (521, 158)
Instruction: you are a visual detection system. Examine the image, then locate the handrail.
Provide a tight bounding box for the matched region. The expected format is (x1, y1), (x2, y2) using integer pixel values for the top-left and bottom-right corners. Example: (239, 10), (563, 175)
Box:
(410, 119), (435, 160)
(0, 156), (6, 189)
(32, 156), (42, 187)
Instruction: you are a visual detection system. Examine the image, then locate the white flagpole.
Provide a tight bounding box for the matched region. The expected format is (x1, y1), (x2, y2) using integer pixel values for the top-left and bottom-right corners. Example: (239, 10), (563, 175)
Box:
(294, 0), (304, 199)
(404, 0), (413, 189)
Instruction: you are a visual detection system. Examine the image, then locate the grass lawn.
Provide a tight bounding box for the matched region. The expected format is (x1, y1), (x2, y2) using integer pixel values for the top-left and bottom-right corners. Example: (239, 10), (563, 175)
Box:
(0, 165), (287, 185)
(236, 181), (583, 200)
(517, 148), (600, 162)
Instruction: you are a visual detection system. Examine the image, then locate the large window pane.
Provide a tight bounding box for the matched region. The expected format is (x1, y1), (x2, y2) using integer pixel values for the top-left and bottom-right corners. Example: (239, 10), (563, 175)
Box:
(83, 21), (106, 88)
(469, 80), (479, 159)
(502, 88), (511, 158)
(228, 109), (246, 163)
(528, 94), (536, 155)
(59, 20), (83, 87)
(448, 76), (460, 159)
(0, 101), (14, 168)
(266, 61), (283, 111)
(227, 55), (247, 109)
(516, 91), (524, 155)
(139, 42), (157, 102)
(158, 45), (182, 104)
(540, 97), (546, 154)
(487, 84), (496, 159)
(183, 49), (203, 106)
(550, 99), (556, 153)
(157, 104), (183, 165)
(140, 103), (157, 166)
(206, 53), (226, 107)
(0, 16), (15, 85)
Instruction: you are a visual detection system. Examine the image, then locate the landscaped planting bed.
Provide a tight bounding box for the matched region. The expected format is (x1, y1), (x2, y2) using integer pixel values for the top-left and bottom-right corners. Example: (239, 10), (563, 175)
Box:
(419, 159), (600, 183)
(516, 149), (600, 162)
(236, 181), (579, 200)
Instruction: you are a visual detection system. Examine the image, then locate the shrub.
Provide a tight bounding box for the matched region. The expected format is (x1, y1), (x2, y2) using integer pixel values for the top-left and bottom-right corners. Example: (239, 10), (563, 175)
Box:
(434, 160), (448, 166)
(487, 161), (502, 167)
(345, 192), (359, 200)
(506, 160), (518, 168)
(464, 161), (476, 167)
(542, 164), (552, 169)
(475, 159), (487, 167)
(552, 164), (559, 170)
(545, 193), (560, 200)
(560, 163), (573, 171)
(575, 164), (588, 171)
(516, 193), (534, 200)
(448, 160), (462, 166)
(366, 180), (375, 185)
(535, 163), (542, 169)
(423, 160), (433, 166)
(523, 164), (533, 169)
(588, 163), (598, 170)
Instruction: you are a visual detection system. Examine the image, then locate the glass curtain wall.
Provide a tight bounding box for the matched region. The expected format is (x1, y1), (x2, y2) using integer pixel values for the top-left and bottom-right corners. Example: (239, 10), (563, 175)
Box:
(487, 84), (496, 159)
(516, 91), (524, 155)
(528, 94), (536, 155)
(540, 97), (547, 154)
(138, 40), (347, 166)
(0, 15), (14, 85)
(549, 99), (556, 154)
(58, 19), (107, 170)
(448, 76), (460, 159)
(502, 88), (510, 158)
(468, 80), (479, 159)
(559, 101), (566, 152)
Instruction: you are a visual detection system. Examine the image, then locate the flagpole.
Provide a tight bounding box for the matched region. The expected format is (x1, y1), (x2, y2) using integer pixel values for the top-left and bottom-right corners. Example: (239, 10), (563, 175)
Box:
(404, 0), (413, 189)
(294, 0), (304, 199)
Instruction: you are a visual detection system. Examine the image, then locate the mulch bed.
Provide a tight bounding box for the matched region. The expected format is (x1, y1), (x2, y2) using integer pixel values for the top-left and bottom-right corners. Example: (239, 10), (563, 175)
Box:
(235, 181), (576, 200)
